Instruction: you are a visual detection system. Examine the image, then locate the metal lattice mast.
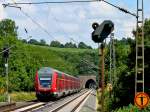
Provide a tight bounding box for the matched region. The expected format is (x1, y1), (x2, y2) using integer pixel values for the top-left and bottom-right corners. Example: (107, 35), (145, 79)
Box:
(109, 33), (115, 84)
(135, 0), (144, 94)
(109, 33), (116, 83)
(112, 33), (116, 85)
(109, 36), (112, 84)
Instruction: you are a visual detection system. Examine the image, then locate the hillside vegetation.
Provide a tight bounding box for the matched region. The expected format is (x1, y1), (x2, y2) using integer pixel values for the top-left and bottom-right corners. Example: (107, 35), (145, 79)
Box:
(0, 41), (98, 92)
(1, 18), (150, 111)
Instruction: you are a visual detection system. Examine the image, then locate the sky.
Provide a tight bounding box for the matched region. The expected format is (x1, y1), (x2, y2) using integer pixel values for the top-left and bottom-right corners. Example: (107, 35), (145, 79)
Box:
(0, 0), (150, 48)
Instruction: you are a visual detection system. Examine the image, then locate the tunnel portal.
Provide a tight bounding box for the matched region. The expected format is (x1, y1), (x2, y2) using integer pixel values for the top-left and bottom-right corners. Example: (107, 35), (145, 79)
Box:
(78, 75), (96, 89)
(85, 79), (96, 89)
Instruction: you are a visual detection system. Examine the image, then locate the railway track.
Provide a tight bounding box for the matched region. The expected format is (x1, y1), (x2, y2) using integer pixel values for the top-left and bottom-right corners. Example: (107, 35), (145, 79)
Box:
(0, 103), (16, 112)
(51, 89), (92, 112)
(0, 89), (92, 112)
(32, 89), (92, 112)
(11, 102), (46, 112)
(0, 100), (41, 112)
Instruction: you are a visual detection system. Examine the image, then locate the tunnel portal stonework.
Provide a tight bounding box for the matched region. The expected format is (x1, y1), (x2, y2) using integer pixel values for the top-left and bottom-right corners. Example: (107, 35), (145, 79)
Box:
(78, 75), (96, 88)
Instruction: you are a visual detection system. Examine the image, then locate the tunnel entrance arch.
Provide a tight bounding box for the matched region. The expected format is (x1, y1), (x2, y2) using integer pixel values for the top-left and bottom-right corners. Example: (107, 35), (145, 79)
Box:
(85, 79), (96, 89)
(78, 75), (96, 88)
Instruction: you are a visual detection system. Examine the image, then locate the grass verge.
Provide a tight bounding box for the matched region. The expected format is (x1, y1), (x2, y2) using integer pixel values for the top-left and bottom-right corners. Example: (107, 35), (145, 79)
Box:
(10, 92), (36, 102)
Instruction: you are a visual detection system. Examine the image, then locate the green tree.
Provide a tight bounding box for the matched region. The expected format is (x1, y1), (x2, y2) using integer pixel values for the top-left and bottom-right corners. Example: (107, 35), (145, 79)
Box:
(0, 19), (18, 38)
(50, 41), (61, 47)
(28, 39), (39, 45)
(64, 42), (77, 48)
(107, 19), (150, 111)
(39, 39), (46, 46)
(78, 42), (92, 49)
(21, 39), (27, 44)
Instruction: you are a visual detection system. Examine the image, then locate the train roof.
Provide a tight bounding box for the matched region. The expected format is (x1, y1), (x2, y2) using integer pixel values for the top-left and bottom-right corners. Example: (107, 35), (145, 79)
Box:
(38, 67), (78, 79)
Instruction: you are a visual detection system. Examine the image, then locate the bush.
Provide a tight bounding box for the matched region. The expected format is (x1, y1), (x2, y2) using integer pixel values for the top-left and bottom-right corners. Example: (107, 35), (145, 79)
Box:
(0, 94), (7, 102)
(10, 92), (36, 102)
(114, 104), (150, 112)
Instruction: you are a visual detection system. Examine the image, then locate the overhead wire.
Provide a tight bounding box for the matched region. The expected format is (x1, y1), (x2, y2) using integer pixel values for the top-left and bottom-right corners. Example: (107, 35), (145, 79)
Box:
(7, 0), (57, 41)
(19, 10), (57, 41)
(0, 2), (54, 55)
(47, 6), (73, 42)
(47, 4), (92, 48)
(2, 0), (131, 72)
(47, 5), (87, 46)
(69, 4), (89, 45)
(102, 0), (137, 18)
(4, 0), (98, 5)
(3, 0), (137, 18)
(1, 0), (99, 71)
(65, 38), (98, 70)
(3, 0), (138, 42)
(0, 46), (15, 54)
(36, 9), (99, 70)
(47, 5), (99, 69)
(48, 11), (82, 46)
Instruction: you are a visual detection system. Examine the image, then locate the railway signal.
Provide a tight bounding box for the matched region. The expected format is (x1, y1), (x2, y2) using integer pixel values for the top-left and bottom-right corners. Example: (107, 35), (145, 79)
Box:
(92, 20), (114, 43)
(3, 47), (9, 59)
(2, 45), (10, 102)
(91, 20), (114, 112)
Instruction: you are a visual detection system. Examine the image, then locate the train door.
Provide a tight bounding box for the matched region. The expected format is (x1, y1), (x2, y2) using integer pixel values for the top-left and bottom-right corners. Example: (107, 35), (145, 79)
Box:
(62, 74), (65, 91)
(75, 79), (77, 90)
(51, 71), (57, 92)
(72, 78), (73, 90)
(58, 73), (62, 92)
(70, 77), (72, 90)
(56, 73), (59, 92)
(67, 76), (69, 91)
(68, 77), (70, 90)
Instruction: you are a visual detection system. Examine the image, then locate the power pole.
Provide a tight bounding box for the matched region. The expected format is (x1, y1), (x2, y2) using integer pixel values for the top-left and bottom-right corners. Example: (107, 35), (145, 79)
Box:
(3, 46), (10, 102)
(5, 58), (10, 102)
(135, 0), (144, 94)
(109, 33), (114, 85)
(109, 33), (115, 98)
(100, 43), (105, 112)
(112, 33), (116, 86)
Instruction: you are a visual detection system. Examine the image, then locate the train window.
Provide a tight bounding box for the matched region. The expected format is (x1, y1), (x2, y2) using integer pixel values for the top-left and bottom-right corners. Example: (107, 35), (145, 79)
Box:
(57, 72), (62, 79)
(39, 77), (51, 88)
(38, 67), (52, 88)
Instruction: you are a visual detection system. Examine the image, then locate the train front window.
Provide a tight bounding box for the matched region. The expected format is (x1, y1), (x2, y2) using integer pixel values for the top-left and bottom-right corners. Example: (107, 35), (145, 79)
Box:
(38, 67), (53, 88)
(39, 77), (51, 88)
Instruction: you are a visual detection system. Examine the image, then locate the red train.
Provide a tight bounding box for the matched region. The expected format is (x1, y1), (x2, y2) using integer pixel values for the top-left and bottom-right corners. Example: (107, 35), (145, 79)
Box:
(35, 67), (81, 100)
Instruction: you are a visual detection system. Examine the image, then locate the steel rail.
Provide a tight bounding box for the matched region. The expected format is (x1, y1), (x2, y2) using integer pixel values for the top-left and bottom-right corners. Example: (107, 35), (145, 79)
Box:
(50, 90), (90, 112)
(1, 100), (40, 112)
(0, 103), (16, 112)
(70, 91), (91, 112)
(31, 89), (88, 112)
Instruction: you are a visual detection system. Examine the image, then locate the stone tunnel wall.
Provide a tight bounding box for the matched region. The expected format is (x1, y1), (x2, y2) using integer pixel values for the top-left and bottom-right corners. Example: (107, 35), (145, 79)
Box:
(78, 75), (96, 88)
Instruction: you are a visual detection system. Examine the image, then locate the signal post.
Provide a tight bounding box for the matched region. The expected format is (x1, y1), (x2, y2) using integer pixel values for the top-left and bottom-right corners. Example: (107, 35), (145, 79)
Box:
(91, 20), (114, 112)
(100, 43), (105, 111)
(3, 45), (10, 102)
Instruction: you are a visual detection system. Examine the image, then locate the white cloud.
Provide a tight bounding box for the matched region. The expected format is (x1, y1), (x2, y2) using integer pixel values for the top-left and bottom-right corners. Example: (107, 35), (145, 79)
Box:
(3, 0), (149, 48)
(78, 10), (86, 20)
(0, 4), (7, 20)
(20, 4), (37, 15)
(47, 2), (136, 44)
(60, 23), (80, 33)
(89, 2), (118, 18)
(54, 35), (69, 44)
(16, 18), (37, 31)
